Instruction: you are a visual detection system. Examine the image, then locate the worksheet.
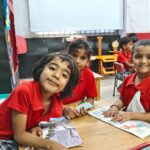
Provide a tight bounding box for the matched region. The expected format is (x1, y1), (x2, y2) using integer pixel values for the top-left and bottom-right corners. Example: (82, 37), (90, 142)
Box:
(88, 108), (150, 138)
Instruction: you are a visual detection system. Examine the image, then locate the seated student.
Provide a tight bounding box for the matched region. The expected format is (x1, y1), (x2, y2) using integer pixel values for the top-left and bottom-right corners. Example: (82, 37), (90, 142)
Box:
(104, 40), (150, 123)
(0, 52), (79, 150)
(117, 36), (134, 73)
(63, 39), (98, 119)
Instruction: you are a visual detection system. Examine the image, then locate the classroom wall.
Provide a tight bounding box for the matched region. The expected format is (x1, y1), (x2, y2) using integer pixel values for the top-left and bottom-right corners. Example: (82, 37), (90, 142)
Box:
(13, 0), (150, 38)
(125, 0), (150, 38)
(13, 0), (124, 37)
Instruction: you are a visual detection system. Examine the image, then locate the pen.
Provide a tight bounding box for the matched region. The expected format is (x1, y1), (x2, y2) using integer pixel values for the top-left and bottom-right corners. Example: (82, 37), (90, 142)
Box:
(120, 106), (126, 111)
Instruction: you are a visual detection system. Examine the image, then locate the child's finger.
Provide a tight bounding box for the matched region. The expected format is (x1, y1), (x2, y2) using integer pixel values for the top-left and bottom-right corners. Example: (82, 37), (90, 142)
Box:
(72, 108), (82, 117)
(80, 107), (87, 115)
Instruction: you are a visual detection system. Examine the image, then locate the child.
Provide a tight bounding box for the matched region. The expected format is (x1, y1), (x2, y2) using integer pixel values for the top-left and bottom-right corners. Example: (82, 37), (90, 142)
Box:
(63, 39), (98, 119)
(0, 51), (79, 150)
(104, 40), (150, 123)
(117, 36), (134, 73)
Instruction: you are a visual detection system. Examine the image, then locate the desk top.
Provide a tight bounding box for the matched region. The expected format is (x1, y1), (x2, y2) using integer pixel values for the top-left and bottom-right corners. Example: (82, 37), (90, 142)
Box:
(70, 100), (150, 150)
(93, 72), (103, 78)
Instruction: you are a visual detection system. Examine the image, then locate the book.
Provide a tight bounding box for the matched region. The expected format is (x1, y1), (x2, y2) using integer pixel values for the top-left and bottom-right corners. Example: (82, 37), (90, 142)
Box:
(40, 117), (83, 148)
(88, 108), (150, 138)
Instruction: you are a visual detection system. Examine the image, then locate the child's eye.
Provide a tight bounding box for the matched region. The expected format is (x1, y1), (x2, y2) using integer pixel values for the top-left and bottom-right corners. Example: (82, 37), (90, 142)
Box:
(81, 56), (87, 60)
(147, 55), (150, 60)
(134, 54), (142, 59)
(48, 66), (56, 70)
(62, 73), (69, 79)
(72, 55), (77, 59)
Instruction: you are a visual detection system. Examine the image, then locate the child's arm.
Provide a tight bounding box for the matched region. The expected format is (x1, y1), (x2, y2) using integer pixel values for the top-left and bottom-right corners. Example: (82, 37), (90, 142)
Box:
(12, 110), (67, 150)
(111, 111), (150, 123)
(124, 61), (134, 69)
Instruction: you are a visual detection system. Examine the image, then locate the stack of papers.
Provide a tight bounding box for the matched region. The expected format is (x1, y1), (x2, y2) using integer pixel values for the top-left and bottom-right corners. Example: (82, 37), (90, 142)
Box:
(88, 108), (150, 138)
(41, 117), (83, 148)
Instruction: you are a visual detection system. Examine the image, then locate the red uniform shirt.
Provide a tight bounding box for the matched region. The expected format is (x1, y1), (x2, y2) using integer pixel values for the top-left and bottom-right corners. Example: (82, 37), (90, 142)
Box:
(117, 50), (132, 72)
(63, 67), (98, 104)
(0, 81), (62, 140)
(119, 73), (150, 112)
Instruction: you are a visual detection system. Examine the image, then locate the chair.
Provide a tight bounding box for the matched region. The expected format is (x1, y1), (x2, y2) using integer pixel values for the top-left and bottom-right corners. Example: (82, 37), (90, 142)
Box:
(113, 62), (127, 96)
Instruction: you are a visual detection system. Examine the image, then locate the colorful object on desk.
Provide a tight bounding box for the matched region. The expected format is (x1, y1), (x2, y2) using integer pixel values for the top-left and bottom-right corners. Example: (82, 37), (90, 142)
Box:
(128, 142), (150, 150)
(76, 102), (93, 111)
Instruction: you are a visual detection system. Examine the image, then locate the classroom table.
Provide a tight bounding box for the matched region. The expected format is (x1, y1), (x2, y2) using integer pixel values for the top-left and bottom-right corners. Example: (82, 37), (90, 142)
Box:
(69, 100), (150, 150)
(19, 100), (150, 150)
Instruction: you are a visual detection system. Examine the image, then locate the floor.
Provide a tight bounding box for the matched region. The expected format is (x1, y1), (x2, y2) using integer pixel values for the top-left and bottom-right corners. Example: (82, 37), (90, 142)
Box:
(100, 75), (121, 103)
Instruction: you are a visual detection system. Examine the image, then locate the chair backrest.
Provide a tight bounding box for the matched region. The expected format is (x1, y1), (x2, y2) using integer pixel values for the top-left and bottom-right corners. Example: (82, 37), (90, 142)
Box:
(113, 62), (126, 80)
(114, 62), (124, 72)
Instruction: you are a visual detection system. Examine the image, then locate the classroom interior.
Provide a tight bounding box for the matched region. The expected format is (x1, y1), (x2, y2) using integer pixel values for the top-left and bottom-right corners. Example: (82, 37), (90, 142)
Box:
(1, 0), (150, 150)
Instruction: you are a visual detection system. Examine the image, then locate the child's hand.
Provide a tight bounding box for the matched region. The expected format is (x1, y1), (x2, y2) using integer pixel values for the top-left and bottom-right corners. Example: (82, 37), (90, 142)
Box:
(111, 111), (132, 123)
(29, 126), (43, 137)
(26, 127), (43, 150)
(78, 107), (88, 116)
(63, 106), (81, 119)
(103, 105), (119, 118)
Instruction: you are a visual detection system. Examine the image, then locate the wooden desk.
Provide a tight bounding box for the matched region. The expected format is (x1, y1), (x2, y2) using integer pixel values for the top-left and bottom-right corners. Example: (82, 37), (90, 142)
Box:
(93, 72), (103, 100)
(70, 100), (150, 150)
(19, 100), (150, 150)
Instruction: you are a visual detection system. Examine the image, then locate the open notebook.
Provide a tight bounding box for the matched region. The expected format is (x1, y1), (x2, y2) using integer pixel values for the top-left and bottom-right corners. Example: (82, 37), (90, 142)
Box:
(39, 117), (83, 148)
(88, 108), (150, 138)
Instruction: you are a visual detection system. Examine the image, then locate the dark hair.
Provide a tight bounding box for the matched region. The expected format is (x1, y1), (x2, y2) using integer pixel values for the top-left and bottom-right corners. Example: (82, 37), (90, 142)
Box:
(132, 40), (150, 53)
(128, 33), (139, 43)
(119, 36), (132, 50)
(68, 39), (92, 59)
(33, 51), (79, 99)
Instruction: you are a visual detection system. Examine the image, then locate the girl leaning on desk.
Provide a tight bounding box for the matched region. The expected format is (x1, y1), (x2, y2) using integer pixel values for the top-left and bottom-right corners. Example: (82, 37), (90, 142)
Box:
(62, 39), (98, 119)
(104, 40), (150, 123)
(0, 52), (79, 150)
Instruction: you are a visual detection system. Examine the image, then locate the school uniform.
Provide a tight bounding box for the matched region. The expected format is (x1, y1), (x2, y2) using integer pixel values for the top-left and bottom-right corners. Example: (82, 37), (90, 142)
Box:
(0, 81), (62, 140)
(119, 73), (150, 112)
(63, 67), (98, 104)
(117, 50), (132, 72)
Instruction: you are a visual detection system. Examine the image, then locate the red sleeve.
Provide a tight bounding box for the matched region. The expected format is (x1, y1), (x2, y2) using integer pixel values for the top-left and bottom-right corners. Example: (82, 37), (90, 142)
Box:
(7, 84), (31, 114)
(119, 75), (131, 99)
(117, 53), (128, 64)
(85, 69), (98, 98)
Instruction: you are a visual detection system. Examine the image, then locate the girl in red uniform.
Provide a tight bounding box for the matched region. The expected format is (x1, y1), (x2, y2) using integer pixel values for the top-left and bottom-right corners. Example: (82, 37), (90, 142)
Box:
(63, 39), (98, 119)
(104, 40), (150, 123)
(0, 52), (79, 150)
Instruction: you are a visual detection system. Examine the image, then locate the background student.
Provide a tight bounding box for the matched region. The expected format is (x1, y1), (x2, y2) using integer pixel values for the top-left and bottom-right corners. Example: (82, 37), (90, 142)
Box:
(63, 39), (98, 119)
(117, 36), (134, 73)
(104, 40), (150, 123)
(0, 52), (79, 150)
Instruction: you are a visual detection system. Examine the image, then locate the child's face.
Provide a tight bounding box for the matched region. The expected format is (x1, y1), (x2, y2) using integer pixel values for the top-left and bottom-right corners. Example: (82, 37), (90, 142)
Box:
(39, 56), (71, 95)
(133, 45), (150, 75)
(70, 49), (89, 71)
(124, 42), (133, 52)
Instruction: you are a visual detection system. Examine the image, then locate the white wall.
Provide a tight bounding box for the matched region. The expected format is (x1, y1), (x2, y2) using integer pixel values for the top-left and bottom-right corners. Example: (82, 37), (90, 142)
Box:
(13, 0), (123, 37)
(125, 0), (150, 33)
(28, 0), (123, 32)
(13, 0), (30, 37)
(13, 0), (150, 37)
